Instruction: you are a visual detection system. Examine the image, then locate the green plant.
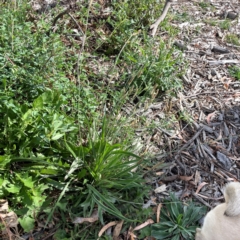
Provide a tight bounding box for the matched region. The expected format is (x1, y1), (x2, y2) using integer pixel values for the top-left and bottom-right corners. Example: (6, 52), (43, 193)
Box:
(0, 0), (185, 237)
(0, 4), (75, 104)
(204, 19), (218, 26)
(229, 65), (240, 80)
(173, 12), (191, 23)
(225, 34), (240, 46)
(91, 0), (183, 96)
(219, 19), (231, 30)
(178, 110), (193, 123)
(151, 193), (207, 240)
(198, 1), (214, 10)
(123, 39), (183, 95)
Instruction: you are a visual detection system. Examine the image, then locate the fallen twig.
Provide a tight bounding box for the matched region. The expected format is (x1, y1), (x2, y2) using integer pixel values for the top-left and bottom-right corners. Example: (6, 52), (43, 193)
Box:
(178, 127), (203, 154)
(192, 191), (211, 208)
(150, 0), (173, 37)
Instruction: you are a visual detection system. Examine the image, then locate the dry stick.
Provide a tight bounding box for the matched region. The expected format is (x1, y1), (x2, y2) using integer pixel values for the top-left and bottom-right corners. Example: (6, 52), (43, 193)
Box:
(192, 191), (212, 208)
(52, 7), (69, 29)
(66, 12), (86, 84)
(178, 127), (203, 154)
(68, 12), (84, 35)
(150, 0), (173, 37)
(46, 7), (69, 35)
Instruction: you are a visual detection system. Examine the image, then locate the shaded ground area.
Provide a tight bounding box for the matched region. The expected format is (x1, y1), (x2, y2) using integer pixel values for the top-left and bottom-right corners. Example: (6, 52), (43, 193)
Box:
(139, 0), (240, 209)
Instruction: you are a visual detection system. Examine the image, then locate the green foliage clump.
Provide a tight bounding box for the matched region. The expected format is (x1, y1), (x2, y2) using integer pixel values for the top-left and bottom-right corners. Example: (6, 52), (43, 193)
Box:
(225, 34), (240, 46)
(0, 0), (185, 237)
(229, 65), (240, 80)
(94, 0), (183, 95)
(198, 1), (211, 9)
(151, 193), (207, 240)
(0, 4), (73, 103)
(123, 40), (182, 94)
(219, 19), (231, 30)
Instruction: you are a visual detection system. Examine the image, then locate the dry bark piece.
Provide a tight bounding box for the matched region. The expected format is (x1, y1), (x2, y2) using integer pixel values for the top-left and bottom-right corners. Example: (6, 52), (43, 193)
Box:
(133, 219), (154, 231)
(216, 151), (231, 170)
(210, 69), (217, 76)
(223, 122), (229, 136)
(211, 46), (230, 54)
(192, 192), (212, 208)
(73, 209), (98, 224)
(199, 123), (213, 133)
(178, 127), (203, 153)
(208, 60), (240, 65)
(98, 221), (118, 239)
(226, 11), (238, 20)
(162, 175), (178, 182)
(113, 220), (124, 240)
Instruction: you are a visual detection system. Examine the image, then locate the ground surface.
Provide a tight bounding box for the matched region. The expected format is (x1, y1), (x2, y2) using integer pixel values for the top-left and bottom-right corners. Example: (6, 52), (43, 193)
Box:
(142, 0), (240, 209)
(2, 0), (240, 239)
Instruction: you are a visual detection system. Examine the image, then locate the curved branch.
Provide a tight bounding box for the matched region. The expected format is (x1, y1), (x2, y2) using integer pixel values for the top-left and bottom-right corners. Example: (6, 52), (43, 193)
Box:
(150, 0), (173, 37)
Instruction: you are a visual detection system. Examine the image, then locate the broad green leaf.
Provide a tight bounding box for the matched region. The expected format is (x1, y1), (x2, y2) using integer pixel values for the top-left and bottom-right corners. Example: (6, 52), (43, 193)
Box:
(0, 155), (11, 167)
(151, 229), (172, 239)
(19, 216), (35, 232)
(40, 168), (59, 175)
(77, 169), (87, 180)
(16, 173), (34, 188)
(51, 132), (64, 140)
(4, 183), (22, 193)
(172, 234), (180, 240)
(33, 96), (43, 108)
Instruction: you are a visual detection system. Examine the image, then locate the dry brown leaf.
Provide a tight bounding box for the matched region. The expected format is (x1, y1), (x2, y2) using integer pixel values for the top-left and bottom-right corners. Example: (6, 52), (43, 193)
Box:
(133, 219), (154, 231)
(0, 212), (18, 228)
(156, 203), (162, 223)
(155, 171), (164, 176)
(73, 209), (98, 224)
(154, 184), (167, 193)
(127, 226), (137, 240)
(223, 79), (231, 90)
(113, 220), (124, 240)
(128, 231), (137, 240)
(189, 181), (196, 186)
(0, 200), (8, 213)
(196, 182), (208, 194)
(206, 111), (216, 124)
(179, 175), (193, 181)
(98, 221), (118, 239)
(180, 190), (191, 199)
(0, 199), (18, 230)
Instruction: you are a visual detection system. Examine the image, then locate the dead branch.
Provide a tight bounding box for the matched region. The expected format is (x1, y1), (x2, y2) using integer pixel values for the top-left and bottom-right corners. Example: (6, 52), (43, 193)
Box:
(150, 0), (173, 37)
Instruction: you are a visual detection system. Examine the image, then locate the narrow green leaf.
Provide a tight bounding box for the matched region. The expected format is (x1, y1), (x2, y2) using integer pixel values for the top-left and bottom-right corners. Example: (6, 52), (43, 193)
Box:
(87, 184), (132, 222)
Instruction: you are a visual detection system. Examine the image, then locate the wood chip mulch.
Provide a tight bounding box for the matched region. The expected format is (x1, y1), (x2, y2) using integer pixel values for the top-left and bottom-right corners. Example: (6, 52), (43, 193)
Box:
(136, 0), (240, 209)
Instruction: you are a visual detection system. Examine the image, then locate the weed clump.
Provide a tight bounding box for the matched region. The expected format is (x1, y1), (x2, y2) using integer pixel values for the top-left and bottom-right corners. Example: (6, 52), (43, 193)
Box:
(225, 34), (240, 46)
(0, 0), (184, 238)
(151, 193), (207, 240)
